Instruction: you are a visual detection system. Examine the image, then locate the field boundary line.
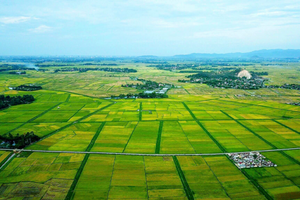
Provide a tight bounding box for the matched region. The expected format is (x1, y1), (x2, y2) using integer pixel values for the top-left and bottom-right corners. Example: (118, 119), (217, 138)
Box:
(107, 85), (114, 92)
(277, 151), (300, 166)
(4, 102), (62, 135)
(107, 155), (117, 200)
(218, 99), (300, 114)
(220, 110), (277, 149)
(273, 165), (300, 190)
(65, 154), (90, 200)
(66, 104), (86, 122)
(173, 156), (194, 200)
(223, 152), (273, 200)
(182, 102), (197, 119)
(76, 102), (114, 122)
(143, 156), (150, 200)
(178, 122), (196, 153)
(123, 122), (139, 153)
(224, 154), (273, 200)
(202, 156), (232, 199)
(4, 147), (300, 156)
(183, 88), (190, 94)
(86, 122), (106, 152)
(182, 102), (226, 152)
(25, 103), (114, 149)
(27, 102), (63, 123)
(272, 119), (300, 135)
(48, 89), (113, 101)
(139, 102), (142, 121)
(241, 169), (274, 200)
(196, 121), (226, 153)
(25, 123), (75, 149)
(221, 110), (300, 166)
(0, 152), (15, 170)
(65, 94), (71, 102)
(155, 121), (163, 154)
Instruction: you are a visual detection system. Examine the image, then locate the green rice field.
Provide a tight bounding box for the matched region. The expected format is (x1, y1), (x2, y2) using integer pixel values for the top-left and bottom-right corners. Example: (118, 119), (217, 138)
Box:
(1, 62), (300, 199)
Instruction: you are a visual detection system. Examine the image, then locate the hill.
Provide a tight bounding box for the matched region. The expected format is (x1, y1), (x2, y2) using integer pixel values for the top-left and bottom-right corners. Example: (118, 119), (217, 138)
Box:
(174, 49), (300, 59)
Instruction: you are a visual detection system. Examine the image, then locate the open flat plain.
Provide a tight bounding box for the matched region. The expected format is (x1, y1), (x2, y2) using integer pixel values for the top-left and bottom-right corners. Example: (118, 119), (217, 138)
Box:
(1, 62), (300, 200)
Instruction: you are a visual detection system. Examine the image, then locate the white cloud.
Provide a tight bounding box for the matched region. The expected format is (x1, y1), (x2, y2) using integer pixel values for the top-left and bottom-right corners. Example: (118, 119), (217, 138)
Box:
(0, 16), (31, 24)
(251, 10), (290, 17)
(151, 18), (203, 28)
(29, 25), (52, 33)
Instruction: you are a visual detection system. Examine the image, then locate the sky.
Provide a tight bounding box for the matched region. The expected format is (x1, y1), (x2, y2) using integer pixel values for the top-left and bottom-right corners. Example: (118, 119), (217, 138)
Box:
(0, 0), (300, 56)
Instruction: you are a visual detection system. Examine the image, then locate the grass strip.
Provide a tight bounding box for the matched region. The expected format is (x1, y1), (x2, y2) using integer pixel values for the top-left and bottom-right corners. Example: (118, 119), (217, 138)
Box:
(65, 122), (108, 199)
(202, 156), (231, 198)
(218, 99), (300, 114)
(221, 111), (300, 168)
(5, 102), (62, 135)
(155, 121), (163, 154)
(139, 102), (142, 121)
(184, 88), (190, 94)
(182, 102), (197, 120)
(76, 102), (114, 122)
(182, 102), (226, 153)
(66, 104), (86, 121)
(123, 122), (139, 153)
(25, 123), (74, 149)
(279, 151), (300, 166)
(26, 103), (114, 149)
(27, 102), (63, 123)
(0, 152), (14, 170)
(220, 110), (276, 149)
(173, 156), (194, 200)
(224, 154), (273, 200)
(241, 167), (273, 200)
(196, 121), (226, 153)
(86, 122), (106, 152)
(106, 155), (117, 199)
(272, 119), (300, 135)
(65, 154), (90, 200)
(65, 94), (71, 102)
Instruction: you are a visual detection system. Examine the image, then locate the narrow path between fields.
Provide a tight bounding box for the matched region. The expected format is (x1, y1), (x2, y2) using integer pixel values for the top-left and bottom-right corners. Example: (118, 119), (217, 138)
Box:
(0, 153), (15, 170)
(1, 147), (300, 156)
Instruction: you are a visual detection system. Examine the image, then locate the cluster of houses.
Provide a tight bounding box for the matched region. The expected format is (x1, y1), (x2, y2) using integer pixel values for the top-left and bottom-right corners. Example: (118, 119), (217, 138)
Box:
(287, 102), (300, 106)
(267, 83), (300, 90)
(8, 84), (42, 91)
(189, 77), (265, 90)
(122, 78), (173, 94)
(145, 84), (171, 95)
(228, 152), (277, 169)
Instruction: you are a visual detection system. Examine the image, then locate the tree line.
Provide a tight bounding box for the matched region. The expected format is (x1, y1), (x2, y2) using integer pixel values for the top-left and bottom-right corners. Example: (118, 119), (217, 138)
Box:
(121, 79), (172, 90)
(0, 95), (35, 110)
(11, 85), (42, 91)
(111, 92), (168, 99)
(9, 71), (26, 74)
(0, 132), (40, 149)
(54, 67), (137, 73)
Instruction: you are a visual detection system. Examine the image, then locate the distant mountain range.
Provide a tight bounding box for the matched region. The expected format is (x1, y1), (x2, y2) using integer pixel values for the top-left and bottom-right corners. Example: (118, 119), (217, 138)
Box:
(173, 49), (300, 59)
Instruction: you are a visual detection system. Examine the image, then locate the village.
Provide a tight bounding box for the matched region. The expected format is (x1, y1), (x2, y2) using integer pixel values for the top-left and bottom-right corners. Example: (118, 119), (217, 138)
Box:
(122, 78), (173, 95)
(228, 152), (277, 169)
(179, 69), (266, 90)
(287, 102), (300, 106)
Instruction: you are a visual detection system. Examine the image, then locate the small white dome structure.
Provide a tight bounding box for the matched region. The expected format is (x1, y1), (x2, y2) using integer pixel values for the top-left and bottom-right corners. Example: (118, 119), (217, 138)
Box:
(237, 70), (252, 79)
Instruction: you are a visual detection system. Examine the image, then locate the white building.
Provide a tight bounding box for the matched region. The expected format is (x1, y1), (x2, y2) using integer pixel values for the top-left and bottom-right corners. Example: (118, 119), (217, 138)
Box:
(237, 70), (252, 79)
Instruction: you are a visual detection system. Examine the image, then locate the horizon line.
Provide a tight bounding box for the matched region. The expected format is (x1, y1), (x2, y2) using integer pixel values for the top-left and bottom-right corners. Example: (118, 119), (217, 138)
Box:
(0, 48), (300, 58)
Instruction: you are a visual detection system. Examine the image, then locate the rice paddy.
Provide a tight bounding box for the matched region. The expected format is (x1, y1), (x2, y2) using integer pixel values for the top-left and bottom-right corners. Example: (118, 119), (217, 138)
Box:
(1, 63), (300, 199)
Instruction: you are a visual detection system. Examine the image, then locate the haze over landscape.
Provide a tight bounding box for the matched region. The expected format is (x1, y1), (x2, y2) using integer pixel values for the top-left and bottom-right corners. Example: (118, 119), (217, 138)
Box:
(1, 1), (300, 200)
(1, 0), (300, 56)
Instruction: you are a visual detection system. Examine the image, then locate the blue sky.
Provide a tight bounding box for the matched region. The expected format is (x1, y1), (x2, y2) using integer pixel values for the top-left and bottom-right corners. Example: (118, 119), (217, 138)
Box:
(0, 0), (300, 56)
